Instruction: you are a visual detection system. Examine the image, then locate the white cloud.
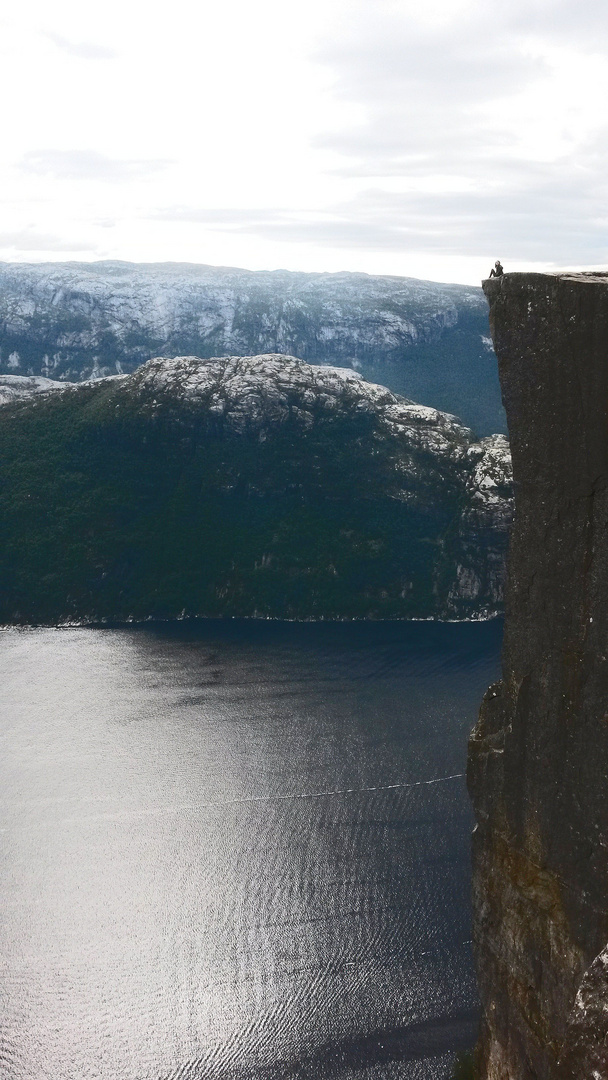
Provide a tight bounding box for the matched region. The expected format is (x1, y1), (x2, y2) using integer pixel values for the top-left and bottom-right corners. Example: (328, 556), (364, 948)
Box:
(42, 31), (118, 60)
(0, 0), (607, 281)
(20, 150), (170, 182)
(0, 230), (96, 253)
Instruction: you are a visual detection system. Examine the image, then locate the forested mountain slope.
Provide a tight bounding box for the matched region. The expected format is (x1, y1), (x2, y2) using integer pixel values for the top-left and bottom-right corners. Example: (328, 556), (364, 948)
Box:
(0, 355), (511, 624)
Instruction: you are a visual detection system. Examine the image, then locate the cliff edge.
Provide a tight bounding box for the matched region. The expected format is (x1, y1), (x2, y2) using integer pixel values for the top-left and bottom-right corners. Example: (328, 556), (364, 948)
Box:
(468, 272), (608, 1078)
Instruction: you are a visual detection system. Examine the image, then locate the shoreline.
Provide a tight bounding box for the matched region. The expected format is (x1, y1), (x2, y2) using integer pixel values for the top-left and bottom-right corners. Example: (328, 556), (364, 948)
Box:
(0, 610), (503, 631)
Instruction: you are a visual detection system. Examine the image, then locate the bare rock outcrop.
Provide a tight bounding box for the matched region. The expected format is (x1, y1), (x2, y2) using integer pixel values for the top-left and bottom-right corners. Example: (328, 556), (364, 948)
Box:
(468, 272), (608, 1078)
(0, 373), (64, 405)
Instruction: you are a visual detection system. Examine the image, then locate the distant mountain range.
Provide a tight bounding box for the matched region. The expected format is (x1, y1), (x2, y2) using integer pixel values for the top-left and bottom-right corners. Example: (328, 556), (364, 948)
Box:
(0, 261), (504, 436)
(0, 356), (511, 625)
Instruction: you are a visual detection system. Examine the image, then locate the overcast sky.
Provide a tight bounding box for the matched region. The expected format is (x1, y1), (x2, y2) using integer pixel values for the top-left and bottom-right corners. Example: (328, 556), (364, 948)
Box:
(2, 0), (608, 283)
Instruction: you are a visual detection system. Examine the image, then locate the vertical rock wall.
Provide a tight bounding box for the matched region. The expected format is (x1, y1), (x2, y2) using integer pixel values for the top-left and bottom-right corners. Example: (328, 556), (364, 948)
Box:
(468, 273), (608, 1079)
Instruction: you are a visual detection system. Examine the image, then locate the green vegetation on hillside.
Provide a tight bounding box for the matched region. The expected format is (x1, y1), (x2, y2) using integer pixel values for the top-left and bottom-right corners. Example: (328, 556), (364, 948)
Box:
(0, 378), (480, 624)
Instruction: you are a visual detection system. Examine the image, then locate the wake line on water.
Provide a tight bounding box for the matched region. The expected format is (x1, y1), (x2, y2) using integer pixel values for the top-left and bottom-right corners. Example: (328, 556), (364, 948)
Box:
(49, 772), (466, 824)
(13, 772), (466, 824)
(94, 772), (465, 823)
(234, 772), (465, 806)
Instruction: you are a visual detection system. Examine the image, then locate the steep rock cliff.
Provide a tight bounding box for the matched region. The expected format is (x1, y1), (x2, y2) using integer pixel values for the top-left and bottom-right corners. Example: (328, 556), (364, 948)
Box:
(468, 272), (608, 1078)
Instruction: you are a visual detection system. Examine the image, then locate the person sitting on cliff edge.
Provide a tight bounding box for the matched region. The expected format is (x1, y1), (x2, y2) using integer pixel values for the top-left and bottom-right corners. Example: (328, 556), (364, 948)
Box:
(489, 260), (504, 277)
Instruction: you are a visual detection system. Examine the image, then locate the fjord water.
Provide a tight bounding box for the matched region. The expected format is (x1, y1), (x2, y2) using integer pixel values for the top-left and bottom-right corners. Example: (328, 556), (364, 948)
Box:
(0, 620), (501, 1080)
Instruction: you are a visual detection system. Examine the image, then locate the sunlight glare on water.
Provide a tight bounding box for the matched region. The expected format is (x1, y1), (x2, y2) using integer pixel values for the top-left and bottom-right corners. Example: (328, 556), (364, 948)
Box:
(0, 620), (502, 1080)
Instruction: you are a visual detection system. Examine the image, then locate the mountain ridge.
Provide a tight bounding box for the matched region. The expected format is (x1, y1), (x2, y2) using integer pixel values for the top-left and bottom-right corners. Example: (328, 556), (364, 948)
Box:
(0, 260), (504, 435)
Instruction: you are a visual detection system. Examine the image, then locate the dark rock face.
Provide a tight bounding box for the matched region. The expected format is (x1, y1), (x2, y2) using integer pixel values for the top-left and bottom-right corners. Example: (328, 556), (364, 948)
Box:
(468, 273), (608, 1078)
